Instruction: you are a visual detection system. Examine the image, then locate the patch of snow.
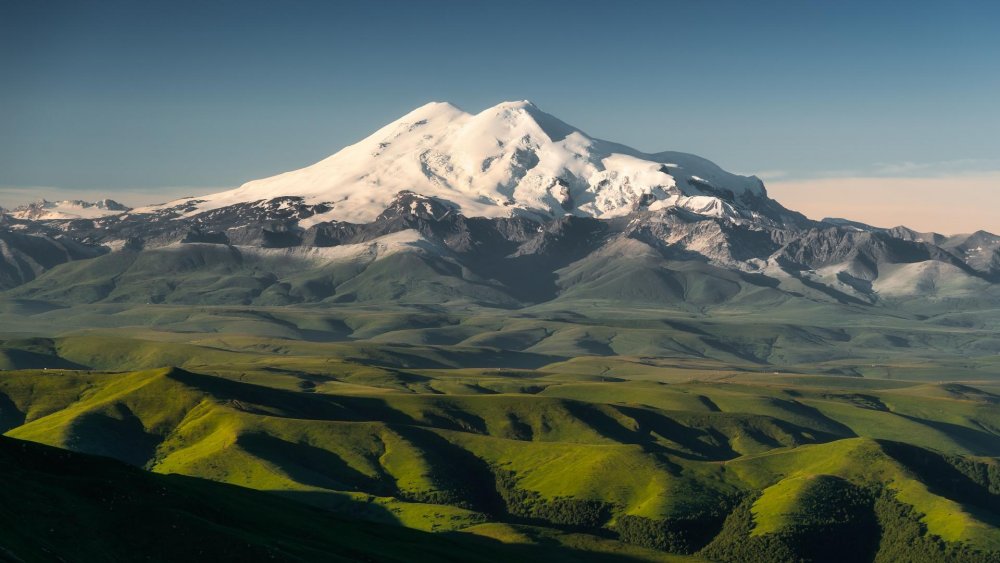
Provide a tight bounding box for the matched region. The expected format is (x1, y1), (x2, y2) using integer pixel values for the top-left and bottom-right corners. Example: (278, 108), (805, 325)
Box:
(102, 239), (129, 252)
(237, 230), (438, 264)
(296, 207), (340, 229)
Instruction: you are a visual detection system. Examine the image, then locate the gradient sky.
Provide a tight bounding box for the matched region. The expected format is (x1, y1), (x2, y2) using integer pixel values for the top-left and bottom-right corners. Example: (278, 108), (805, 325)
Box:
(2, 0), (998, 233)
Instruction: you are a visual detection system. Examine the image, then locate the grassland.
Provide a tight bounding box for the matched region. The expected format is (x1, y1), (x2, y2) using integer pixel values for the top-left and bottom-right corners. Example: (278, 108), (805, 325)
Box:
(0, 434), (695, 562)
(1, 324), (999, 561)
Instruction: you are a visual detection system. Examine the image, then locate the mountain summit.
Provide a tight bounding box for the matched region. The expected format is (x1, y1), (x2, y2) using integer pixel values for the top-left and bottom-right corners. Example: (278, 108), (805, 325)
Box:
(139, 101), (797, 226)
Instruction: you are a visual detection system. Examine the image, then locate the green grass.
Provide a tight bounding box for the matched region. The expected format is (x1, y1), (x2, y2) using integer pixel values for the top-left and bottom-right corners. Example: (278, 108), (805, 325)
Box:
(1, 435), (693, 562)
(2, 328), (1000, 560)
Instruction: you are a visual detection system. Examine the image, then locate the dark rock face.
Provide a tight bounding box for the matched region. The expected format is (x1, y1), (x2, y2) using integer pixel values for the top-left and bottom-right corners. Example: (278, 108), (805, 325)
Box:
(375, 191), (457, 223)
(181, 229), (230, 245)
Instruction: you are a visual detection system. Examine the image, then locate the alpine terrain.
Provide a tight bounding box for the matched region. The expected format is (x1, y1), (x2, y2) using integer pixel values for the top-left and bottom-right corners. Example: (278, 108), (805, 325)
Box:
(1, 101), (999, 562)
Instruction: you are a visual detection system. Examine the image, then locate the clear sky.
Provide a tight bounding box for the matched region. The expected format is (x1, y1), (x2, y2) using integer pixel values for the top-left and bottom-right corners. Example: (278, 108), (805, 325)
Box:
(2, 0), (998, 233)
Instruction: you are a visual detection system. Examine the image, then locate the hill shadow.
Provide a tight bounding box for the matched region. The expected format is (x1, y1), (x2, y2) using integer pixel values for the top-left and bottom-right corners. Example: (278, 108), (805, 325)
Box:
(0, 391), (25, 433)
(895, 413), (1000, 457)
(879, 440), (1000, 520)
(65, 404), (160, 466)
(237, 432), (393, 495)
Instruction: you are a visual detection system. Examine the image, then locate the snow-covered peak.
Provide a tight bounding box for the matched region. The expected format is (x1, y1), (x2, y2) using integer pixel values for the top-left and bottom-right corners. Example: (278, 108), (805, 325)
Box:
(138, 101), (775, 224)
(495, 99), (536, 109)
(469, 99), (579, 142)
(6, 199), (130, 221)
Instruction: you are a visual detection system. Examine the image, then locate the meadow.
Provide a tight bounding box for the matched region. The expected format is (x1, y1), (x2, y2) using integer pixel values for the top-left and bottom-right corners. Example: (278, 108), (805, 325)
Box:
(1, 311), (998, 561)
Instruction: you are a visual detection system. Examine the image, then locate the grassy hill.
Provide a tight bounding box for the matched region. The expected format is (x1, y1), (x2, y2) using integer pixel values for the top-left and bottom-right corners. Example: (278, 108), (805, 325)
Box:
(0, 434), (695, 562)
(1, 340), (999, 561)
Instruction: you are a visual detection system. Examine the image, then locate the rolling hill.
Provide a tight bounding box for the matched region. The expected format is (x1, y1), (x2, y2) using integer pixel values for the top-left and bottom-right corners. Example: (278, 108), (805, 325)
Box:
(0, 434), (691, 562)
(1, 343), (999, 561)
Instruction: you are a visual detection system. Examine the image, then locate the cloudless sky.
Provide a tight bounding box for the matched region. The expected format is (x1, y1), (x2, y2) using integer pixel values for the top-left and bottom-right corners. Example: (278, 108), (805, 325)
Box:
(1, 0), (999, 230)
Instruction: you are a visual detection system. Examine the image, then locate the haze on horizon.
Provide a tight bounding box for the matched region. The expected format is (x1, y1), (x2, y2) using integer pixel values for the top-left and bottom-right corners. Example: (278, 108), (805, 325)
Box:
(2, 0), (998, 234)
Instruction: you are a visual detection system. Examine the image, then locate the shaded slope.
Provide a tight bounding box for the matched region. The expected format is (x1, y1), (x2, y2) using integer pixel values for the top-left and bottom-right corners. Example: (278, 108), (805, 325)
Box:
(0, 434), (681, 563)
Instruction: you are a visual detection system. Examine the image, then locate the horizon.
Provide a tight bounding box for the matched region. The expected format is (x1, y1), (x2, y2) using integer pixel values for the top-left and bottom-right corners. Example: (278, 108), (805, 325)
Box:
(2, 0), (999, 233)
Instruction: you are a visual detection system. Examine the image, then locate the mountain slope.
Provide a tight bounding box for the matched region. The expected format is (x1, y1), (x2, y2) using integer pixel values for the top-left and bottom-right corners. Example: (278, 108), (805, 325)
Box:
(0, 229), (106, 290)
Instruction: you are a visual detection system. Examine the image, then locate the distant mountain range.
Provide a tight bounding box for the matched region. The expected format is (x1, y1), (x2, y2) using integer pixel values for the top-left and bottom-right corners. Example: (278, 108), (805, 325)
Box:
(1, 198), (130, 220)
(0, 101), (998, 314)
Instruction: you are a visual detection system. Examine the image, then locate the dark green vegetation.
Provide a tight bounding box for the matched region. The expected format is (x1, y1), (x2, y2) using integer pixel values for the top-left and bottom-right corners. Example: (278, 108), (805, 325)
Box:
(1, 327), (999, 562)
(0, 435), (685, 562)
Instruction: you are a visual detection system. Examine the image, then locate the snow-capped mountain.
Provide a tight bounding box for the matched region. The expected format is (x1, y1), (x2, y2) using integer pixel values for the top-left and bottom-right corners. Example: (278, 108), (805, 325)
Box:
(4, 199), (130, 221)
(136, 101), (800, 227)
(1, 101), (997, 311)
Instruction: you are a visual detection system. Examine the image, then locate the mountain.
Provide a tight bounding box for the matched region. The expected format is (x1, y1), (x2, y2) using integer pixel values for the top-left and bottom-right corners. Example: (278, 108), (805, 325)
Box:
(135, 101), (803, 227)
(3, 198), (130, 221)
(821, 217), (1000, 280)
(0, 100), (998, 362)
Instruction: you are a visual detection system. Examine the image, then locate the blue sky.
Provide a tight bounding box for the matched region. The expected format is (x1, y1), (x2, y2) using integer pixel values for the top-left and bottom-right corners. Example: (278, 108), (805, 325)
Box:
(2, 0), (998, 231)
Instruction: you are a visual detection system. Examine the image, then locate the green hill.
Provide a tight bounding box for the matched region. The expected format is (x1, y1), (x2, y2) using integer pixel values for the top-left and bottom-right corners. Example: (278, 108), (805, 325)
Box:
(2, 352), (999, 561)
(0, 434), (693, 562)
